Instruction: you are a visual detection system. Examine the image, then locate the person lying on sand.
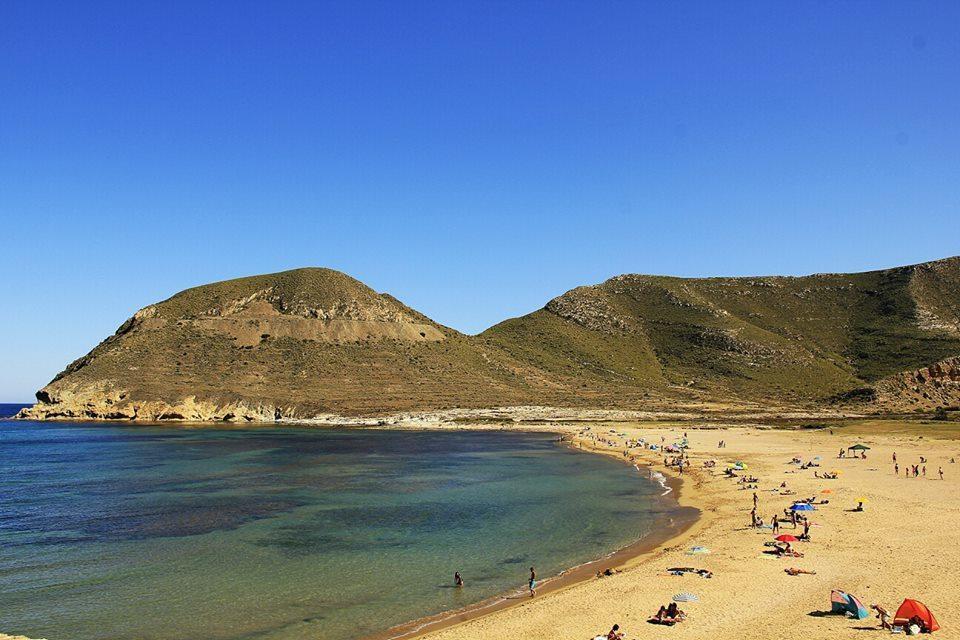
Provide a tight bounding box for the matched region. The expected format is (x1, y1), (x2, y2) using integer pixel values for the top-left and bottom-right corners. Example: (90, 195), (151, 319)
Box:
(773, 543), (804, 557)
(596, 567), (621, 578)
(785, 567), (816, 575)
(666, 567), (712, 578)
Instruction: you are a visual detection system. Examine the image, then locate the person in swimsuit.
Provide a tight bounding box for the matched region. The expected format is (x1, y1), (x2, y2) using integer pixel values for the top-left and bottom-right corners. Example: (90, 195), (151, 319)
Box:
(454, 571), (463, 587)
(528, 567), (537, 596)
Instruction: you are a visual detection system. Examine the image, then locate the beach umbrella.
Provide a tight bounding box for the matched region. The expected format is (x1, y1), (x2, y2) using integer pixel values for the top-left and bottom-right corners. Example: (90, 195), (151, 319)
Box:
(673, 592), (699, 603)
(687, 546), (711, 555)
(775, 534), (799, 542)
(820, 489), (832, 494)
(856, 496), (869, 503)
(848, 444), (871, 451)
(790, 503), (815, 511)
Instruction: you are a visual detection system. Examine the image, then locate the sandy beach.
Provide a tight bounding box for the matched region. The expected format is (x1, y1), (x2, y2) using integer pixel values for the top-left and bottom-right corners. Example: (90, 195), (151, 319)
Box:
(409, 420), (959, 640)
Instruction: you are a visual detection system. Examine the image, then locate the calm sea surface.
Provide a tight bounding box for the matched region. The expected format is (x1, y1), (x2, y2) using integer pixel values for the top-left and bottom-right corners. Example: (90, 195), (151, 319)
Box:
(0, 404), (675, 640)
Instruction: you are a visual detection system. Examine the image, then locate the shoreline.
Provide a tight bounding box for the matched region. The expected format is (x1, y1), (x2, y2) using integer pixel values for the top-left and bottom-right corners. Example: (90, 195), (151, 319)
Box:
(363, 429), (706, 640)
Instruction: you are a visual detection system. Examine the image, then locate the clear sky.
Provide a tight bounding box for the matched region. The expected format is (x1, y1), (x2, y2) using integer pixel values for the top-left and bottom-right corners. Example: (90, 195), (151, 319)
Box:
(2, 1), (959, 401)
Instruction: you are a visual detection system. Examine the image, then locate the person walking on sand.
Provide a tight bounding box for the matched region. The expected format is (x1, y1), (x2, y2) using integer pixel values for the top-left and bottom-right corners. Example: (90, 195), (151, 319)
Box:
(528, 567), (537, 597)
(753, 491), (759, 508)
(872, 604), (892, 630)
(771, 515), (780, 534)
(923, 465), (927, 477)
(895, 463), (899, 475)
(893, 452), (897, 463)
(454, 571), (463, 587)
(939, 467), (944, 480)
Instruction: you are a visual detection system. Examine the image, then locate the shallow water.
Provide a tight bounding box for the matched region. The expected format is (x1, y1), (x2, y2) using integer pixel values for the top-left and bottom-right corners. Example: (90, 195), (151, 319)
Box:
(0, 406), (676, 640)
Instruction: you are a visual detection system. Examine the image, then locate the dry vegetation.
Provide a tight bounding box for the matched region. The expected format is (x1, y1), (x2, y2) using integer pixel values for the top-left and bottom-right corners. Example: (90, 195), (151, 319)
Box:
(19, 258), (960, 421)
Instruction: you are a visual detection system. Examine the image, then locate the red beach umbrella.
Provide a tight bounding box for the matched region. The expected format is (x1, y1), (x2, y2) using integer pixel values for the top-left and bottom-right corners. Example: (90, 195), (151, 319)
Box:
(775, 534), (799, 542)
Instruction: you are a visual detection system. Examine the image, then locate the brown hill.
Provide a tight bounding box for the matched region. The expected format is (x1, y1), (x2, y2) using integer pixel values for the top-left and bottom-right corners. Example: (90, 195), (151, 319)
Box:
(19, 258), (960, 421)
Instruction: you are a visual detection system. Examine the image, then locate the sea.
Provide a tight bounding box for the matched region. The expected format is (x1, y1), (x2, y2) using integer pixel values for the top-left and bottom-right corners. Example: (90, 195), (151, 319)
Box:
(0, 404), (678, 640)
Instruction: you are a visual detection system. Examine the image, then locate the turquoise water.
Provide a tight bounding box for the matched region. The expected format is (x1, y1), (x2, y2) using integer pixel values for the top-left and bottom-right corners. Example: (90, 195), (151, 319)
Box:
(0, 406), (675, 640)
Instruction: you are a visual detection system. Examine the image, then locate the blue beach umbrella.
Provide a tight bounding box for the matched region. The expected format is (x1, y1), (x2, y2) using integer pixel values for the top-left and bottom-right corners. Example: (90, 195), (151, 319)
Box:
(790, 503), (815, 512)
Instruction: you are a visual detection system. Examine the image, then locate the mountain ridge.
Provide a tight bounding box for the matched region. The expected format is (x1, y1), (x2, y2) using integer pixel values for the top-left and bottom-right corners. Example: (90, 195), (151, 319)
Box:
(18, 256), (960, 421)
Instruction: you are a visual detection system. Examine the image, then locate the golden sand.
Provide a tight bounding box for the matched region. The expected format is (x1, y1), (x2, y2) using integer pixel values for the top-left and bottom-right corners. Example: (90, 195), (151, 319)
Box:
(414, 422), (960, 640)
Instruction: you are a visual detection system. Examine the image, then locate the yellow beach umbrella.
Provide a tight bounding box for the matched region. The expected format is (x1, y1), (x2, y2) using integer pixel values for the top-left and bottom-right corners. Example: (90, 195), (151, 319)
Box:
(856, 496), (869, 503)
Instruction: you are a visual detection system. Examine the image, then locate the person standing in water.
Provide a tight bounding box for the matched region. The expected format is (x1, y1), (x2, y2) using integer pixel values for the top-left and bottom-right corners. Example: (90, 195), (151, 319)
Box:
(528, 567), (537, 597)
(454, 571), (463, 587)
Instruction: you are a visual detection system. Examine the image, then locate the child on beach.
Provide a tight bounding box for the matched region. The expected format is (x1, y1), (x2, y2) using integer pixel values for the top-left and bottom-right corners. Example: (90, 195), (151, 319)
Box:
(871, 604), (892, 630)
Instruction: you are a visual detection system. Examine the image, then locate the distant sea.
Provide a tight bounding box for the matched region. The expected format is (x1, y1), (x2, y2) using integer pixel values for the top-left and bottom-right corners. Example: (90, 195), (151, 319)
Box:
(0, 407), (678, 640)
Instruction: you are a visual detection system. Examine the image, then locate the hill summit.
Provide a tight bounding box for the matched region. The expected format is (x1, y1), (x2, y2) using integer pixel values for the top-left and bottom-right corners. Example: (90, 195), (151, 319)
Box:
(19, 258), (960, 421)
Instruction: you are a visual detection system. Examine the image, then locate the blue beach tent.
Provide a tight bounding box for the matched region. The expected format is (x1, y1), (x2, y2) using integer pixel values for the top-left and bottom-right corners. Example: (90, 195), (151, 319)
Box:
(831, 590), (869, 619)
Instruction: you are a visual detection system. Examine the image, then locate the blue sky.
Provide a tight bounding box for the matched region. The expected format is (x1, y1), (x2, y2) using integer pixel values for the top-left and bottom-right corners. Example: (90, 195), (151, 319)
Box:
(1, 1), (959, 401)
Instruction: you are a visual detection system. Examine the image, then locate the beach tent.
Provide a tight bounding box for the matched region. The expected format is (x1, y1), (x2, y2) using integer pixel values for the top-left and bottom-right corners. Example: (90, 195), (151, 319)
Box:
(894, 599), (939, 632)
(830, 590), (869, 619)
(790, 503), (815, 511)
(848, 444), (871, 451)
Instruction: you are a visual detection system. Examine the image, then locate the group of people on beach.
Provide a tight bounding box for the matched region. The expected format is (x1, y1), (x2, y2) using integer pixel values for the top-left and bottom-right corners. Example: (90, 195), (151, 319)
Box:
(893, 452), (945, 480)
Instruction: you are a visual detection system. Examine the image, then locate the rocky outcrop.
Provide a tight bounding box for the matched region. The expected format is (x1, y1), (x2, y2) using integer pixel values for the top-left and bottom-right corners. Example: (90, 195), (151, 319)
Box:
(545, 286), (638, 334)
(873, 356), (960, 410)
(16, 382), (294, 422)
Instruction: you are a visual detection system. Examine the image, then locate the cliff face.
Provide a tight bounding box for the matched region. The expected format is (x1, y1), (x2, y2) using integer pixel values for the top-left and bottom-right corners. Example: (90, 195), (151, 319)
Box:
(873, 356), (960, 410)
(18, 258), (960, 422)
